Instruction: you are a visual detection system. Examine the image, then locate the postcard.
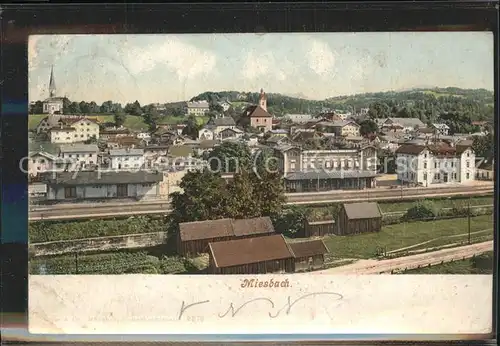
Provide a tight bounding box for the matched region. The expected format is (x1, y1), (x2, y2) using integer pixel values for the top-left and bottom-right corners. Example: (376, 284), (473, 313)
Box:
(28, 32), (494, 338)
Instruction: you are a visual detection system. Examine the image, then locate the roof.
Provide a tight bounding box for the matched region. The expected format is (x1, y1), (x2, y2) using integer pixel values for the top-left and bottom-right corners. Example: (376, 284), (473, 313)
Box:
(267, 135), (289, 143)
(213, 117), (236, 126)
(432, 123), (450, 130)
(244, 105), (272, 118)
(199, 140), (219, 149)
(385, 117), (425, 128)
(49, 126), (75, 132)
(288, 239), (329, 258)
(179, 216), (275, 241)
(208, 234), (293, 268)
(186, 100), (210, 108)
(478, 158), (494, 170)
(29, 151), (59, 161)
(343, 202), (382, 220)
(285, 170), (378, 181)
(395, 144), (426, 155)
(330, 120), (360, 128)
(59, 144), (99, 153)
(42, 171), (163, 186)
(284, 114), (314, 123)
(168, 145), (193, 158)
(109, 148), (144, 156)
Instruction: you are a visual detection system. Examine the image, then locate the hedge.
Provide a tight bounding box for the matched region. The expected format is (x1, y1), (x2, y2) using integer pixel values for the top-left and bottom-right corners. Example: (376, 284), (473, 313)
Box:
(29, 251), (189, 275)
(29, 216), (169, 243)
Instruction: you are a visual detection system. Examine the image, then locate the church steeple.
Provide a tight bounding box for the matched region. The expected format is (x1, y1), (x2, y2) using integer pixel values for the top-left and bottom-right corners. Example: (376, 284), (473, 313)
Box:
(259, 88), (267, 111)
(49, 65), (56, 98)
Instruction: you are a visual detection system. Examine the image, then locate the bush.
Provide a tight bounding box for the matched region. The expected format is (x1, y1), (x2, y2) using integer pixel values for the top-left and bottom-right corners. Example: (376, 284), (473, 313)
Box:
(272, 206), (307, 238)
(471, 252), (493, 273)
(381, 214), (403, 225)
(29, 216), (169, 243)
(404, 200), (438, 221)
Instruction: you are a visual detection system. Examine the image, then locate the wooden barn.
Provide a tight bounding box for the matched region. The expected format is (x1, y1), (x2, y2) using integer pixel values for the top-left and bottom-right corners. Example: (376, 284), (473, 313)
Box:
(304, 219), (336, 237)
(207, 234), (295, 274)
(335, 202), (382, 236)
(177, 216), (275, 257)
(288, 239), (329, 272)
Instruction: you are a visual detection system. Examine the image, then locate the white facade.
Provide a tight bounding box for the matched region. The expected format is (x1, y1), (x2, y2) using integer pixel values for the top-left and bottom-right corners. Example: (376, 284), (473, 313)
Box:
(186, 101), (210, 116)
(136, 132), (151, 140)
(71, 118), (100, 141)
(42, 99), (63, 114)
(109, 149), (145, 170)
(59, 144), (99, 167)
(198, 127), (215, 140)
(28, 152), (74, 177)
(396, 147), (475, 186)
(46, 183), (161, 201)
(50, 128), (78, 144)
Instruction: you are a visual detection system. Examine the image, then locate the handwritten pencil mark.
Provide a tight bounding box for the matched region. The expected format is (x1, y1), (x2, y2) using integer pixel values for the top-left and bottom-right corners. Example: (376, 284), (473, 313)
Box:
(218, 297), (275, 318)
(178, 300), (210, 320)
(269, 292), (344, 318)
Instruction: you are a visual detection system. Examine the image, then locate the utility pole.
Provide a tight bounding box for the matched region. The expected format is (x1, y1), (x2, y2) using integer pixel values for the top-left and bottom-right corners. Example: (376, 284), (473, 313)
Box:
(468, 196), (471, 244)
(75, 252), (79, 274)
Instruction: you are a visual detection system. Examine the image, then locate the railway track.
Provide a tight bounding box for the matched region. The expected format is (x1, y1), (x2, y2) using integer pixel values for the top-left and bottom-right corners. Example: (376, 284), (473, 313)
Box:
(29, 185), (493, 221)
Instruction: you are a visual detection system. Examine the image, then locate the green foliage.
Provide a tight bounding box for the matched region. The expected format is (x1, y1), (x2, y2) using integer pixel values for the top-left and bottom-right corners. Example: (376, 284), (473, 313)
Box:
(404, 200), (438, 221)
(29, 217), (168, 243)
(207, 141), (252, 173)
(471, 252), (493, 272)
(359, 119), (379, 137)
(472, 132), (494, 159)
(271, 206), (307, 238)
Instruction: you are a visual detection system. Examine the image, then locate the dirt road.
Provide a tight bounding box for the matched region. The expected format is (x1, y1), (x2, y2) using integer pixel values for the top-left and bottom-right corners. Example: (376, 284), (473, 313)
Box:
(313, 241), (493, 275)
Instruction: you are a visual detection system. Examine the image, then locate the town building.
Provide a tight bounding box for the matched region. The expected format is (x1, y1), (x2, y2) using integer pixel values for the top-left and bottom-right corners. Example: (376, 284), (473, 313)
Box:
(476, 158), (494, 181)
(284, 113), (315, 124)
(28, 151), (74, 178)
(207, 234), (295, 274)
(324, 120), (361, 137)
(239, 89), (273, 132)
(288, 239), (329, 272)
(432, 123), (450, 136)
(42, 171), (164, 201)
(395, 142), (475, 186)
(42, 66), (64, 115)
(198, 116), (237, 140)
(58, 144), (99, 168)
(108, 148), (145, 170)
(40, 116), (100, 143)
(219, 127), (244, 140)
(379, 118), (426, 133)
(100, 127), (131, 141)
(273, 145), (379, 192)
(217, 100), (232, 112)
(177, 217), (276, 257)
(336, 202), (382, 235)
(185, 100), (210, 116)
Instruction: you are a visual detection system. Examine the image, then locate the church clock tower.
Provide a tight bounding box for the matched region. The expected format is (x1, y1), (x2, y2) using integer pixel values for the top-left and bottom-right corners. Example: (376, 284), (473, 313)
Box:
(259, 88), (267, 111)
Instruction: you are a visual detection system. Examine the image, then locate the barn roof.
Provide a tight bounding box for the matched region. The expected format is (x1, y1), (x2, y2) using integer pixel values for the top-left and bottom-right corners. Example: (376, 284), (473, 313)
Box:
(288, 239), (329, 258)
(343, 202), (382, 220)
(208, 234), (293, 268)
(42, 171), (163, 186)
(179, 216), (275, 241)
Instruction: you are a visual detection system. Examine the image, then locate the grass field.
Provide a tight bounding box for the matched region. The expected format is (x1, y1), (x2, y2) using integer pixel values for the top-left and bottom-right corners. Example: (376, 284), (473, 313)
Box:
(28, 114), (204, 131)
(378, 196), (493, 213)
(402, 251), (493, 274)
(323, 214), (494, 259)
(422, 90), (465, 98)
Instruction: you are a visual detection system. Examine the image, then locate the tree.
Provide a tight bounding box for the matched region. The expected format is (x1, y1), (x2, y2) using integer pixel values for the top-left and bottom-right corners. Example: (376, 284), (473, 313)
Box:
(271, 206), (306, 238)
(100, 100), (114, 114)
(68, 102), (81, 114)
(62, 97), (71, 114)
(142, 109), (161, 132)
(207, 141), (252, 174)
(359, 119), (378, 137)
(182, 115), (201, 139)
(170, 170), (230, 224)
(30, 101), (43, 114)
(113, 111), (127, 128)
(225, 170), (260, 219)
(472, 132), (494, 159)
(79, 101), (91, 114)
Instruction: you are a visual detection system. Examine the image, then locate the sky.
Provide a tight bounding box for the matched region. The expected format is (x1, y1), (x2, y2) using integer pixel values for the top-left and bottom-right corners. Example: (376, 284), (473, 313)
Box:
(28, 32), (494, 104)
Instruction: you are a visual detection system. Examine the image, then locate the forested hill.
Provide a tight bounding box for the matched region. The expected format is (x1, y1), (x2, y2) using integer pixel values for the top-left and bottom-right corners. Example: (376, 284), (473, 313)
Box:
(190, 88), (494, 121)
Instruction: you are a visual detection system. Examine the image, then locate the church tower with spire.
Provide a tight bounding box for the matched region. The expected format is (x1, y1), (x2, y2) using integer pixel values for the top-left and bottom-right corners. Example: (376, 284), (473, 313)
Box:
(259, 88), (267, 112)
(49, 65), (57, 98)
(42, 65), (64, 115)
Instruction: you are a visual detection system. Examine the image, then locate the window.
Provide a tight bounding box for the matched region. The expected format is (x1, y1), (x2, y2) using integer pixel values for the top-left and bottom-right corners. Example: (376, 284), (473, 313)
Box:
(117, 184), (128, 197)
(424, 173), (427, 180)
(467, 152), (470, 157)
(466, 173), (470, 179)
(64, 187), (76, 198)
(451, 161), (454, 167)
(424, 153), (427, 158)
(423, 162), (427, 169)
(89, 154), (93, 157)
(32, 159), (36, 163)
(437, 173), (441, 180)
(444, 161), (447, 167)
(434, 162), (437, 168)
(466, 161), (470, 168)
(39, 159), (45, 164)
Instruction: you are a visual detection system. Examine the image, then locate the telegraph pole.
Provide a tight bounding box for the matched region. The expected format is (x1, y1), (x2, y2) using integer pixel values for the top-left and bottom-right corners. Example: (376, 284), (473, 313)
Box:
(468, 196), (471, 244)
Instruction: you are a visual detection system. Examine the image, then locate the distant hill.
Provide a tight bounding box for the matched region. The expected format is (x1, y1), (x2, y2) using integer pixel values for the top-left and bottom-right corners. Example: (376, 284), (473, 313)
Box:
(189, 87), (494, 118)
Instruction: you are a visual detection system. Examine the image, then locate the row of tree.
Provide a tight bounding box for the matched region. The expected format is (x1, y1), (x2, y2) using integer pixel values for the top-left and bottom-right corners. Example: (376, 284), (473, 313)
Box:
(169, 142), (286, 228)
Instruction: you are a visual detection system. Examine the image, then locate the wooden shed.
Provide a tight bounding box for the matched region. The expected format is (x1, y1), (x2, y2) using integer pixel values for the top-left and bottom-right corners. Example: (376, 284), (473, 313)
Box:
(177, 216), (275, 257)
(207, 234), (294, 274)
(288, 239), (329, 272)
(335, 202), (382, 236)
(304, 219), (336, 237)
